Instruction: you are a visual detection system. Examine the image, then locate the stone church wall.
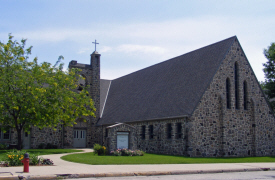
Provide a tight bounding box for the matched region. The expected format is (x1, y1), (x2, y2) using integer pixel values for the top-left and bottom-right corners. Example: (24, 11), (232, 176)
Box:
(189, 39), (275, 157)
(102, 118), (188, 155)
(103, 123), (137, 151)
(31, 125), (63, 148)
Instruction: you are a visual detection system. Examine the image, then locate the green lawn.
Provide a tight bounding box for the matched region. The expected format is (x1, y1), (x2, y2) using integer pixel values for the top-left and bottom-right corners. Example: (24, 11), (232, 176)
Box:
(0, 149), (82, 160)
(61, 152), (275, 165)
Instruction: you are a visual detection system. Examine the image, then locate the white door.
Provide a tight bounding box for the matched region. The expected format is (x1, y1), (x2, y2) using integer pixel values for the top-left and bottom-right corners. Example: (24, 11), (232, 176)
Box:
(117, 132), (129, 149)
(73, 130), (86, 148)
(23, 132), (31, 149)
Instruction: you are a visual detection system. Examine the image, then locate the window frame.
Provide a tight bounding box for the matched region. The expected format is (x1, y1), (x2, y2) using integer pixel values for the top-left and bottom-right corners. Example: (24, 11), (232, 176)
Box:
(0, 129), (11, 141)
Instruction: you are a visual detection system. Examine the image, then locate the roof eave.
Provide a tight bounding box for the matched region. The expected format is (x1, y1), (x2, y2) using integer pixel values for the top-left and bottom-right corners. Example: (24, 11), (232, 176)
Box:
(97, 114), (190, 126)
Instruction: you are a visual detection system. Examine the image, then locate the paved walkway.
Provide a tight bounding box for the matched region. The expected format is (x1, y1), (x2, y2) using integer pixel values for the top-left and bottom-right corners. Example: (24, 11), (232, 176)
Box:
(1, 149), (275, 179)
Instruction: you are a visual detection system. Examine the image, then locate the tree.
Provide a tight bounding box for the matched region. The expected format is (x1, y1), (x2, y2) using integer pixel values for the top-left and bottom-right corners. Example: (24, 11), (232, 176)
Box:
(263, 42), (275, 110)
(0, 34), (95, 149)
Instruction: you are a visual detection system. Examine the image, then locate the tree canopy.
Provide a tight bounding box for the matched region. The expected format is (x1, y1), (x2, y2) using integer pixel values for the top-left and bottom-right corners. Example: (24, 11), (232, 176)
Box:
(262, 42), (275, 110)
(0, 34), (95, 149)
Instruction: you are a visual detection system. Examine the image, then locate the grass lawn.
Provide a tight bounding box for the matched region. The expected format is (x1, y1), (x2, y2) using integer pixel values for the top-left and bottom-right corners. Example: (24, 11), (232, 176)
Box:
(0, 149), (82, 160)
(61, 152), (275, 165)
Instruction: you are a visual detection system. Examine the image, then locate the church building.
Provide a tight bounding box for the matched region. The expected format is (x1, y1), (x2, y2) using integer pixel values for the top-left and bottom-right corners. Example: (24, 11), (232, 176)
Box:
(2, 36), (275, 157)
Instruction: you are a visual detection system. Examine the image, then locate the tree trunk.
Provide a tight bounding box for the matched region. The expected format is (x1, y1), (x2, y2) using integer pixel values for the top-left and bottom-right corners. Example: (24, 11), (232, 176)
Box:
(16, 128), (22, 150)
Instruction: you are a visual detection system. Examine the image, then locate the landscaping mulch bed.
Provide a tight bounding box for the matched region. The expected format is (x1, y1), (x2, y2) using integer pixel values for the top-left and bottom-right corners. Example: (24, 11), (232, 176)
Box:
(0, 163), (54, 167)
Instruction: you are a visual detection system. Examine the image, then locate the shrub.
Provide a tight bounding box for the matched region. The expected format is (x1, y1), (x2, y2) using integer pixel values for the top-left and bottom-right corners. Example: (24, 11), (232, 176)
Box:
(2, 150), (53, 166)
(93, 144), (107, 156)
(38, 143), (57, 149)
(0, 143), (8, 150)
(110, 149), (144, 156)
(38, 143), (46, 149)
(29, 153), (41, 165)
(111, 149), (122, 156)
(45, 143), (58, 149)
(3, 150), (41, 166)
(4, 150), (25, 166)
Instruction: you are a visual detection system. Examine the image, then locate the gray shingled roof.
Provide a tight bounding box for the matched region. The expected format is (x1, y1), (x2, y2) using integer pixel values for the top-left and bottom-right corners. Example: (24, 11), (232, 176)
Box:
(100, 79), (112, 117)
(98, 36), (236, 125)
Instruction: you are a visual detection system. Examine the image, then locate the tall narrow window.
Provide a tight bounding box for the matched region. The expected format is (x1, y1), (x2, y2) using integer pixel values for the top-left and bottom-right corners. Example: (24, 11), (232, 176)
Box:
(177, 123), (182, 139)
(234, 62), (239, 109)
(243, 81), (248, 110)
(149, 125), (154, 139)
(226, 78), (231, 109)
(141, 125), (146, 140)
(167, 123), (172, 139)
(105, 128), (108, 138)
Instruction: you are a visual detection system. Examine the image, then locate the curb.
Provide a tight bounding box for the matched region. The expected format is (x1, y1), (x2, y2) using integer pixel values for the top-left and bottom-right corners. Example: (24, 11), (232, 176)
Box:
(0, 168), (274, 180)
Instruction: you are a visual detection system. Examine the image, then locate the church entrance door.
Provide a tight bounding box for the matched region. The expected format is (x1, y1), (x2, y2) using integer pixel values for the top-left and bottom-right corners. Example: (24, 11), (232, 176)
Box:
(117, 132), (129, 149)
(73, 129), (86, 148)
(23, 131), (31, 149)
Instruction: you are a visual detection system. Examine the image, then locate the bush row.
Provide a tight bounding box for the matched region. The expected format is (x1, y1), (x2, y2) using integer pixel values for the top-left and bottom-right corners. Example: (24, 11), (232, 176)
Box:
(110, 149), (144, 156)
(0, 143), (8, 150)
(93, 144), (144, 156)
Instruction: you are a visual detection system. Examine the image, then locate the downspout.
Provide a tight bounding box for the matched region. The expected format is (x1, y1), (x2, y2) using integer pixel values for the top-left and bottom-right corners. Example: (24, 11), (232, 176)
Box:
(102, 125), (103, 145)
(62, 124), (64, 148)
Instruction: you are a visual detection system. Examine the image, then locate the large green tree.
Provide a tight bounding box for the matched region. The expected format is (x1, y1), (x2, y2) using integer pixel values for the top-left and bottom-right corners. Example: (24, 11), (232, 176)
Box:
(0, 34), (95, 149)
(263, 42), (275, 110)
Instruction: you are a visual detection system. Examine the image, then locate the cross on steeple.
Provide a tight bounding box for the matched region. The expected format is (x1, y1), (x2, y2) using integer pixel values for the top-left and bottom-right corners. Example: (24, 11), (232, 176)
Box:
(92, 40), (99, 51)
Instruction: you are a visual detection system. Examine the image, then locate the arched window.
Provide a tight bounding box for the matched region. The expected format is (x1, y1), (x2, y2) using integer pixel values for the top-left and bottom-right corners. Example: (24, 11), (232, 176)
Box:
(234, 62), (239, 109)
(243, 81), (248, 110)
(226, 78), (231, 109)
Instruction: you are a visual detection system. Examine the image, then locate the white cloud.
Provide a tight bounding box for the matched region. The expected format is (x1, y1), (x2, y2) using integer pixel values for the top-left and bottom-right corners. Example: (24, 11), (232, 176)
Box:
(2, 15), (274, 81)
(116, 44), (168, 55)
(100, 46), (113, 53)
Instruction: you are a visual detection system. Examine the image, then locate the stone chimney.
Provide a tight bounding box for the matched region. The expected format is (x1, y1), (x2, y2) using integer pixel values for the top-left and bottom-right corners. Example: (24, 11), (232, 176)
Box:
(90, 51), (101, 119)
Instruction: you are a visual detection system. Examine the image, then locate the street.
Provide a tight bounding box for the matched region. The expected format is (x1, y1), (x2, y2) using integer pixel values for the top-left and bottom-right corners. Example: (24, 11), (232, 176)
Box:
(67, 171), (275, 180)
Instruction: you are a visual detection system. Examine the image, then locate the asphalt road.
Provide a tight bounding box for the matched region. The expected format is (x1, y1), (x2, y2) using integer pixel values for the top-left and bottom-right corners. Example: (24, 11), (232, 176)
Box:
(67, 171), (275, 180)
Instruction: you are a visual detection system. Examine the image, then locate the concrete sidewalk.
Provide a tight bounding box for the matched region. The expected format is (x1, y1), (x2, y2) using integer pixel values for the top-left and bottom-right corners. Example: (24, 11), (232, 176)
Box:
(1, 149), (275, 179)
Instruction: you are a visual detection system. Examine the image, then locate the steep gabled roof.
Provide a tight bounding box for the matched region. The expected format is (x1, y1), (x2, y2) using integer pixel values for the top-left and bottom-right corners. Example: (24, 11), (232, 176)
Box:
(98, 36), (236, 125)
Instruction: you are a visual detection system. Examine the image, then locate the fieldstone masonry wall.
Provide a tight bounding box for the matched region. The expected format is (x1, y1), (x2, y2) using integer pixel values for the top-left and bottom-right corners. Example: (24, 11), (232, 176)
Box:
(189, 39), (275, 157)
(103, 118), (188, 155)
(31, 125), (63, 148)
(132, 118), (188, 155)
(104, 123), (137, 151)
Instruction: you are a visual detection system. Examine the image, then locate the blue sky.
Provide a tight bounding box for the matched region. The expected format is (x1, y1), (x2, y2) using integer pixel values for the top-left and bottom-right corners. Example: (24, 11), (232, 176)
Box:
(0, 0), (274, 81)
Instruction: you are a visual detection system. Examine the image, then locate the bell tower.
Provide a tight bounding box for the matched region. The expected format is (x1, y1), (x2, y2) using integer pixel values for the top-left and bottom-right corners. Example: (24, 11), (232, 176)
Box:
(67, 40), (102, 147)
